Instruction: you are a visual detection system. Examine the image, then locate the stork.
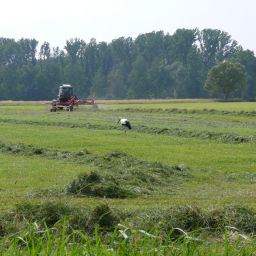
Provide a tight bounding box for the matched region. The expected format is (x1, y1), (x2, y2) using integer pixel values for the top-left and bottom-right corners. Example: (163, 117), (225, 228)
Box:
(117, 118), (132, 130)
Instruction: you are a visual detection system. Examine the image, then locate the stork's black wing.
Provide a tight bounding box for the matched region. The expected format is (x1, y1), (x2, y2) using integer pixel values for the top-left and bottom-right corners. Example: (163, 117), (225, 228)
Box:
(126, 121), (132, 129)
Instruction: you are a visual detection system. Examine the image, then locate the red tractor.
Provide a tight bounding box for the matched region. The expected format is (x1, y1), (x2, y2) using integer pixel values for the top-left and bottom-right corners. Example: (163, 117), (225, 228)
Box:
(50, 84), (95, 112)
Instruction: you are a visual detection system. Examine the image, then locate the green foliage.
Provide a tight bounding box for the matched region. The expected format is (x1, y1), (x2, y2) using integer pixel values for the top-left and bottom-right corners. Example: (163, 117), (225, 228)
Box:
(197, 29), (239, 68)
(1, 28), (256, 100)
(232, 49), (256, 99)
(205, 62), (247, 99)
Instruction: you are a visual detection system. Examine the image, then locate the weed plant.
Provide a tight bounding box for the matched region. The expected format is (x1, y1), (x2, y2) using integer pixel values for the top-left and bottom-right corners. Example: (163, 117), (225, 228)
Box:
(1, 219), (256, 255)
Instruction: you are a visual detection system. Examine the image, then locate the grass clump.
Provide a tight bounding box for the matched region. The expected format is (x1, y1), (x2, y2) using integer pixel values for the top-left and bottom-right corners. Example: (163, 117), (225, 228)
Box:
(88, 204), (119, 231)
(0, 141), (190, 197)
(207, 206), (256, 233)
(66, 152), (190, 198)
(169, 206), (206, 232)
(130, 205), (256, 238)
(0, 202), (120, 238)
(66, 171), (132, 198)
(15, 202), (72, 227)
(136, 125), (255, 144)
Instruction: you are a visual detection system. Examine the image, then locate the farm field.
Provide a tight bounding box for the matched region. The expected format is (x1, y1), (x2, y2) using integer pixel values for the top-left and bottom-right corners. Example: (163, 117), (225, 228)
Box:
(0, 100), (256, 254)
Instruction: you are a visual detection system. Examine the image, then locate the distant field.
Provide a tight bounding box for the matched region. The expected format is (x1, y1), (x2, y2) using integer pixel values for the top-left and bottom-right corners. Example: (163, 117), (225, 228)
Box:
(1, 99), (256, 111)
(99, 100), (256, 112)
(0, 100), (256, 253)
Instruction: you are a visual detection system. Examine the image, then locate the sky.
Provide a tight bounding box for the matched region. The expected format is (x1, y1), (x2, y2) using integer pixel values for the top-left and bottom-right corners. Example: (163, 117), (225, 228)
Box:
(0, 0), (255, 52)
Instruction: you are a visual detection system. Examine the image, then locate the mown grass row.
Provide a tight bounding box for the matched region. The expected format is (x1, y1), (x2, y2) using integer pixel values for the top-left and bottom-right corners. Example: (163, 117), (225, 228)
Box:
(99, 100), (256, 112)
(0, 117), (255, 144)
(0, 141), (190, 199)
(1, 102), (256, 137)
(111, 106), (256, 117)
(1, 143), (256, 238)
(1, 202), (256, 255)
(0, 121), (255, 176)
(1, 145), (256, 215)
(2, 200), (256, 236)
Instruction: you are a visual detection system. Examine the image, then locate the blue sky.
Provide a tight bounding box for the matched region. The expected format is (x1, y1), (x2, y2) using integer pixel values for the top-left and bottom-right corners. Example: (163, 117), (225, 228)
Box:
(1, 0), (255, 52)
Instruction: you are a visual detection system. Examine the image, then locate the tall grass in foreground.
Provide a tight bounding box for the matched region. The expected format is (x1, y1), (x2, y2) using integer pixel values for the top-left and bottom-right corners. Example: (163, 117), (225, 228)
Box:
(1, 221), (256, 256)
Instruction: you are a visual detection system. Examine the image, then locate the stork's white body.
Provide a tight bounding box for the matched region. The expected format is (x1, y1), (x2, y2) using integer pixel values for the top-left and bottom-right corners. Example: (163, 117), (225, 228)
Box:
(118, 118), (132, 130)
(120, 118), (129, 125)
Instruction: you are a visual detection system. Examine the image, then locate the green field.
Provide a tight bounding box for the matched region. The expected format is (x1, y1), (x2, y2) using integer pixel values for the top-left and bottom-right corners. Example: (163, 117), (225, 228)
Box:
(0, 100), (256, 254)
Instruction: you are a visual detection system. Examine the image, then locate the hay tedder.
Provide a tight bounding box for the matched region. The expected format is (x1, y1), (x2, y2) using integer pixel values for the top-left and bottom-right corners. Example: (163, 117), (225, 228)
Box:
(50, 84), (95, 112)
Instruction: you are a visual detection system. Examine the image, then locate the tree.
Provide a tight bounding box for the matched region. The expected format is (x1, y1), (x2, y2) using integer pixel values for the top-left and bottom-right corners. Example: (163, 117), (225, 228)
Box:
(17, 38), (38, 65)
(186, 47), (204, 97)
(197, 29), (240, 82)
(197, 29), (240, 67)
(39, 42), (51, 62)
(127, 55), (149, 98)
(232, 50), (256, 99)
(134, 31), (165, 63)
(0, 29), (253, 101)
(90, 71), (107, 98)
(169, 61), (187, 98)
(106, 66), (127, 99)
(205, 62), (246, 99)
(169, 29), (197, 64)
(65, 38), (85, 63)
(0, 38), (18, 66)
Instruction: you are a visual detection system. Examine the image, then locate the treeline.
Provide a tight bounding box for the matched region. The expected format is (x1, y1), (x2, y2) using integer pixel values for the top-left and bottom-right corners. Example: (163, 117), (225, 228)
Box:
(0, 28), (256, 100)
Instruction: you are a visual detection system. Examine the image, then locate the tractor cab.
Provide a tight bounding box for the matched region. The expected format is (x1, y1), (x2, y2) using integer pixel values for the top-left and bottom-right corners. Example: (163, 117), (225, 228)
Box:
(58, 84), (73, 101)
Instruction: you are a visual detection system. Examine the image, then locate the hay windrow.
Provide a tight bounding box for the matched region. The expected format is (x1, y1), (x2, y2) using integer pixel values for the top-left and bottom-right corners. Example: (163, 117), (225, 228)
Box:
(0, 202), (119, 236)
(1, 203), (256, 239)
(0, 142), (191, 198)
(66, 171), (133, 198)
(130, 205), (256, 235)
(0, 117), (255, 144)
(114, 107), (256, 117)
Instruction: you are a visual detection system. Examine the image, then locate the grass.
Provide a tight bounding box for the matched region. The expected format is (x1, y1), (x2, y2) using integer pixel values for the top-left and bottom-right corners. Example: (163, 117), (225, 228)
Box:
(1, 218), (256, 255)
(0, 122), (255, 173)
(100, 100), (256, 112)
(0, 100), (256, 253)
(0, 153), (99, 211)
